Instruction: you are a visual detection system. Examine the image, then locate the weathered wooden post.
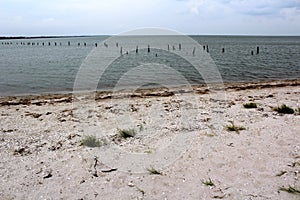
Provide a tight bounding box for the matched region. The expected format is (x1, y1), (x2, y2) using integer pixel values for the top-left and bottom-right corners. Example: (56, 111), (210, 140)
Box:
(136, 46), (138, 53)
(179, 43), (181, 50)
(256, 46), (259, 54)
(148, 44), (150, 53)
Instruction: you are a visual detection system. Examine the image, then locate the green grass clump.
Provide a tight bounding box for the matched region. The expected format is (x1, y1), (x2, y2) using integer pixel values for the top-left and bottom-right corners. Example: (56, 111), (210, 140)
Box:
(201, 178), (215, 187)
(81, 135), (102, 147)
(272, 104), (294, 114)
(279, 186), (300, 194)
(243, 102), (257, 109)
(225, 121), (246, 134)
(146, 167), (162, 175)
(118, 128), (136, 138)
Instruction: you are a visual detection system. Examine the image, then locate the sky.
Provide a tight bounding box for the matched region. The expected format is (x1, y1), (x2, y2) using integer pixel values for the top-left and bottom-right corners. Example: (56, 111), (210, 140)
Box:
(0, 0), (300, 36)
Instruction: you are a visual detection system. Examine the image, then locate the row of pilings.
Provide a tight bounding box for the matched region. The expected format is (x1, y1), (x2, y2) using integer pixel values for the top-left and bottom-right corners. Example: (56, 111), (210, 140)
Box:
(1, 41), (261, 55)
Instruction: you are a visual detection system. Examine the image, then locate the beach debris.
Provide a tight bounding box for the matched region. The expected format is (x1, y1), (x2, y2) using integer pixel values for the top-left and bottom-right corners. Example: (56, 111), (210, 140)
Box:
(48, 141), (63, 151)
(136, 187), (145, 196)
(276, 170), (287, 177)
(101, 168), (117, 173)
(128, 182), (135, 187)
(13, 146), (31, 156)
(90, 156), (102, 177)
(278, 186), (300, 194)
(43, 169), (53, 179)
(25, 112), (42, 118)
(243, 102), (257, 109)
(129, 104), (138, 112)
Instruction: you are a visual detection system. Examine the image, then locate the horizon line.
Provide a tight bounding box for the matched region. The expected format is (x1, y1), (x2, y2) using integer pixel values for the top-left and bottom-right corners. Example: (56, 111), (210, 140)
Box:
(1, 34), (300, 39)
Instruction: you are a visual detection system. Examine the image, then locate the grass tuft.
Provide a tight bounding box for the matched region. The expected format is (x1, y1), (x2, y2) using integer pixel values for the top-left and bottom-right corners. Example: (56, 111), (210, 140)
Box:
(279, 186), (300, 194)
(272, 104), (294, 114)
(146, 166), (162, 175)
(201, 178), (215, 187)
(81, 135), (102, 147)
(118, 128), (136, 139)
(243, 102), (257, 109)
(225, 121), (246, 134)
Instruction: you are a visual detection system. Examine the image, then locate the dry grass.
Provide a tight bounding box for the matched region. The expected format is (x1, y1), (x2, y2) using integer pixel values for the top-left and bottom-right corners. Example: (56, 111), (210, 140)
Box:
(81, 135), (102, 147)
(225, 121), (246, 134)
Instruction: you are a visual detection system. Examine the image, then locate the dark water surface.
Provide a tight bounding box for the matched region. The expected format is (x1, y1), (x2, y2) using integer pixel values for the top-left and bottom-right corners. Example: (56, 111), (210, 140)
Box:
(0, 36), (299, 96)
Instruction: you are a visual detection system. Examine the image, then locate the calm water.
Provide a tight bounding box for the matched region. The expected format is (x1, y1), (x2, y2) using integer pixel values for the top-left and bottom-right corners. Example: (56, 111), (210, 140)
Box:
(0, 36), (300, 96)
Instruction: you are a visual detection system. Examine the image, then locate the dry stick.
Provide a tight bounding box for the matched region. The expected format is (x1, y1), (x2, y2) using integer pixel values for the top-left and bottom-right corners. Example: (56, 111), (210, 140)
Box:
(93, 156), (99, 177)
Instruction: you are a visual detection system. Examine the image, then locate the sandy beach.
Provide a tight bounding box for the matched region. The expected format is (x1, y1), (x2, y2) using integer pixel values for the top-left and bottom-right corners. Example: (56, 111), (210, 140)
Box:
(1, 80), (300, 200)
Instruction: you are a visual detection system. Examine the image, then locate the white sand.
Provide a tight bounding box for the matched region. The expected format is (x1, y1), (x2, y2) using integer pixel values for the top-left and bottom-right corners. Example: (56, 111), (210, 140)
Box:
(0, 81), (300, 199)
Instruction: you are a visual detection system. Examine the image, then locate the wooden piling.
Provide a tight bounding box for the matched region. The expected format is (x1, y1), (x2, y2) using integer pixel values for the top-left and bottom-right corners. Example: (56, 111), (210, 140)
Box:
(116, 42), (118, 47)
(167, 44), (170, 51)
(172, 45), (175, 50)
(192, 47), (196, 56)
(179, 43), (181, 50)
(222, 48), (225, 53)
(203, 45), (205, 50)
(136, 46), (138, 53)
(68, 41), (70, 46)
(256, 46), (259, 54)
(95, 43), (97, 47)
(251, 51), (254, 55)
(148, 45), (150, 53)
(54, 42), (57, 46)
(120, 47), (123, 55)
(206, 45), (209, 53)
(48, 42), (51, 46)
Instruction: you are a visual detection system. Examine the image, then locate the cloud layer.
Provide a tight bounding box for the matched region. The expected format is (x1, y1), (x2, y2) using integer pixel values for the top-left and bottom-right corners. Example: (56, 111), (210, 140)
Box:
(0, 0), (300, 35)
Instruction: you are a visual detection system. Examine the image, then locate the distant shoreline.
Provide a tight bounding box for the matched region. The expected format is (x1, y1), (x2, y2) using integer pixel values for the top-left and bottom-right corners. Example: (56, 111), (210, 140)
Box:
(1, 35), (300, 40)
(0, 36), (100, 40)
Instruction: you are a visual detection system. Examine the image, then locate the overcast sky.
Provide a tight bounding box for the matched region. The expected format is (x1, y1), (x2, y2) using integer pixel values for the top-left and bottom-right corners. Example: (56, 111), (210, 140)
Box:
(1, 0), (300, 36)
